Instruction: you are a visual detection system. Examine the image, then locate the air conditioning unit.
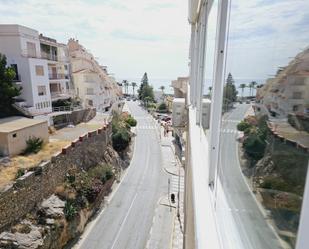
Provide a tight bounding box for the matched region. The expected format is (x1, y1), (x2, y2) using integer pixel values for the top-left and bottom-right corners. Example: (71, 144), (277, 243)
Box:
(202, 99), (211, 129)
(172, 98), (186, 127)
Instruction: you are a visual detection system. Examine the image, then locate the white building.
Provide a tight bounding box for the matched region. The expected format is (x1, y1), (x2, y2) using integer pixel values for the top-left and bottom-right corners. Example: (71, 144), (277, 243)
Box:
(68, 39), (121, 112)
(39, 34), (74, 105)
(257, 48), (309, 117)
(0, 24), (74, 116)
(0, 24), (52, 115)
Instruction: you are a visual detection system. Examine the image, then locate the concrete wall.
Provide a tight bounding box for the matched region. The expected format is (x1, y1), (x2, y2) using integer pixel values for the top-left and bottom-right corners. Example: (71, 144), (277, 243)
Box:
(52, 107), (96, 128)
(6, 121), (48, 156)
(0, 124), (112, 232)
(0, 133), (9, 156)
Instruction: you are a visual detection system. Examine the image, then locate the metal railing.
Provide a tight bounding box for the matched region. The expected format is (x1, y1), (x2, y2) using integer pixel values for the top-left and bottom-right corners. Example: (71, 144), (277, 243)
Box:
(49, 73), (69, 80)
(52, 105), (82, 112)
(41, 51), (58, 61)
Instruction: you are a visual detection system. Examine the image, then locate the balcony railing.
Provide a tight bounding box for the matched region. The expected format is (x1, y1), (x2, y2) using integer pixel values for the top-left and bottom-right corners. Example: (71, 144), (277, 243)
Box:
(50, 91), (74, 100)
(21, 49), (41, 59)
(49, 73), (69, 80)
(41, 51), (58, 61)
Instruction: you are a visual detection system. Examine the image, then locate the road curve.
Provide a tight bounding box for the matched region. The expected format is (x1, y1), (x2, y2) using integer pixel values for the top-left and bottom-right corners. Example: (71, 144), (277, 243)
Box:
(219, 104), (282, 249)
(74, 101), (167, 249)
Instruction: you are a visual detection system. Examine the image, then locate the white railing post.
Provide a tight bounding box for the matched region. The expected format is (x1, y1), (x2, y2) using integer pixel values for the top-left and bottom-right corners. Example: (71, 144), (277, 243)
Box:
(196, 2), (208, 125)
(295, 162), (309, 249)
(208, 0), (229, 186)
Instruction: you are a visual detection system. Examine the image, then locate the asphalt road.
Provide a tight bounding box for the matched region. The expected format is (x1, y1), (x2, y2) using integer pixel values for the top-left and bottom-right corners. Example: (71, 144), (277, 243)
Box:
(219, 103), (283, 249)
(74, 101), (168, 249)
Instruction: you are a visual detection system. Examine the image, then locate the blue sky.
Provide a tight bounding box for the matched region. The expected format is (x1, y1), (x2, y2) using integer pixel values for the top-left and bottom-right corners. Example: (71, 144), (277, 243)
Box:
(0, 0), (190, 81)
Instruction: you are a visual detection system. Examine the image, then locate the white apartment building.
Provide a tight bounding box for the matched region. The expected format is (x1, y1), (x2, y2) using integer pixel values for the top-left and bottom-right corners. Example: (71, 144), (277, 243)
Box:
(39, 34), (74, 105)
(172, 76), (188, 98)
(257, 48), (309, 117)
(0, 24), (74, 116)
(0, 24), (52, 115)
(68, 39), (121, 112)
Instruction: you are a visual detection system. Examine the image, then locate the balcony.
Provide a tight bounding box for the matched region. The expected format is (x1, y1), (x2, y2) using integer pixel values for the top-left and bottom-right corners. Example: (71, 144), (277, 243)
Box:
(41, 51), (58, 61)
(50, 91), (73, 101)
(49, 73), (69, 80)
(21, 49), (40, 59)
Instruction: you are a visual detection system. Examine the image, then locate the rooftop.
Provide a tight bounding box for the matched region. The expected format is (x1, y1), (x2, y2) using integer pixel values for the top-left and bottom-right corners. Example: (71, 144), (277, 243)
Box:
(0, 116), (47, 133)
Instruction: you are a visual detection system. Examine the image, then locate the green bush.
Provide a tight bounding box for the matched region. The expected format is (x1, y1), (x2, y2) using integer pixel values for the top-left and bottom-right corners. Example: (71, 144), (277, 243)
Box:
(158, 102), (167, 111)
(16, 168), (25, 179)
(112, 128), (131, 152)
(23, 136), (43, 155)
(88, 164), (114, 184)
(125, 116), (137, 127)
(237, 121), (251, 131)
(243, 132), (266, 160)
(64, 200), (77, 221)
(260, 176), (291, 193)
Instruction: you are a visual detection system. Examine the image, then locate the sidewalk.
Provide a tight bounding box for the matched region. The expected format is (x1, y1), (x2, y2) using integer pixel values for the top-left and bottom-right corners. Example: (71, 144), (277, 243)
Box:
(146, 124), (184, 249)
(161, 131), (184, 249)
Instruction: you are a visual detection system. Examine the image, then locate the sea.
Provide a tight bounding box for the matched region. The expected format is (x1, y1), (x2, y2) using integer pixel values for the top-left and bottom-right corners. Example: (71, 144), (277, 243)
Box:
(117, 77), (267, 97)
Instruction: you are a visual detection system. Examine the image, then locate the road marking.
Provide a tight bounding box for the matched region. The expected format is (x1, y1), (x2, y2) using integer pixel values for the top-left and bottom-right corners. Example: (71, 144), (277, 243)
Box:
(234, 131), (284, 246)
(137, 125), (156, 130)
(110, 192), (139, 249)
(72, 128), (138, 249)
(110, 146), (151, 249)
(221, 129), (237, 134)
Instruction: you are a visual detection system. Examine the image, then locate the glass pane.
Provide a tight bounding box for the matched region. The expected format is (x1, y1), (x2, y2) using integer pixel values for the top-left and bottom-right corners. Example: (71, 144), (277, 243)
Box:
(202, 0), (219, 131)
(216, 1), (309, 248)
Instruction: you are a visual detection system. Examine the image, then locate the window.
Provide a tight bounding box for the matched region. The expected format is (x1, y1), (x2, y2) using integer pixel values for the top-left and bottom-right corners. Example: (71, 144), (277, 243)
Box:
(12, 133), (17, 138)
(11, 64), (19, 81)
(26, 42), (36, 57)
(293, 92), (302, 99)
(35, 65), (44, 76)
(293, 105), (299, 112)
(212, 1), (309, 248)
(88, 99), (93, 106)
(86, 88), (94, 95)
(66, 81), (70, 90)
(64, 65), (68, 70)
(37, 85), (46, 96)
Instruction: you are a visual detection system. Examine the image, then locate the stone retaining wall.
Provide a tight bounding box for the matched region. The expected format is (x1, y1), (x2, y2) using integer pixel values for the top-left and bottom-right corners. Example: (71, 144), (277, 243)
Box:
(0, 124), (112, 232)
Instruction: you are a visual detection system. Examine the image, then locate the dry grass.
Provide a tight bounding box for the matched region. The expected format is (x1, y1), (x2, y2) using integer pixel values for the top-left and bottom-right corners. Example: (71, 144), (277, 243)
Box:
(0, 140), (70, 190)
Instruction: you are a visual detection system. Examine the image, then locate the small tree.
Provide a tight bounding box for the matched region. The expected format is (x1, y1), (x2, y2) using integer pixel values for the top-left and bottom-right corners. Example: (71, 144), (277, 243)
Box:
(112, 128), (131, 152)
(138, 72), (149, 99)
(223, 73), (238, 110)
(0, 53), (22, 117)
(23, 136), (44, 155)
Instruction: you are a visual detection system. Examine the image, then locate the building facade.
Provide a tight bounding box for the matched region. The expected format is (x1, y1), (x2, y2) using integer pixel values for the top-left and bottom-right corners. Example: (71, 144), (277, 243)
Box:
(257, 48), (309, 117)
(68, 39), (121, 112)
(0, 25), (52, 115)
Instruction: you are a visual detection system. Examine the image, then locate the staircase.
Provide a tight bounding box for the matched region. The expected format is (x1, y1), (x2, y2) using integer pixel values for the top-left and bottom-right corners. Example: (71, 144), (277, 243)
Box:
(12, 103), (33, 118)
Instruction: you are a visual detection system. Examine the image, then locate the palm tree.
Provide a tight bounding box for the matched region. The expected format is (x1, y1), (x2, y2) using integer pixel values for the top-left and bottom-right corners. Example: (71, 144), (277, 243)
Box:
(248, 81), (257, 97)
(251, 81), (257, 97)
(239, 83), (246, 100)
(122, 80), (129, 95)
(159, 85), (165, 95)
(131, 82), (137, 97)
